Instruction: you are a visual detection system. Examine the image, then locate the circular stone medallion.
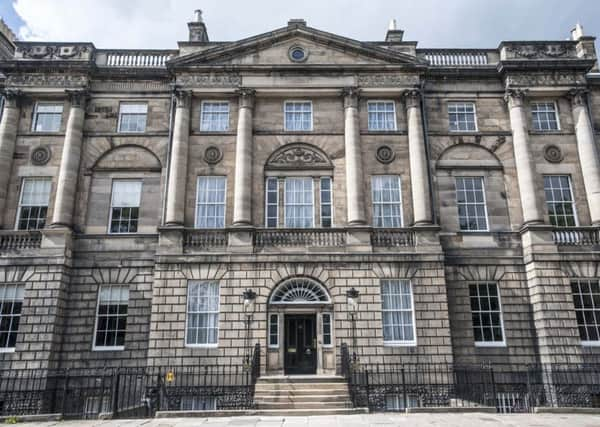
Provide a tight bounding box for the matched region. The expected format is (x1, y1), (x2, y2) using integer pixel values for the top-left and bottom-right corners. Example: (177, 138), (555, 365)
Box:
(204, 146), (223, 165)
(31, 146), (51, 165)
(376, 145), (395, 164)
(543, 145), (563, 163)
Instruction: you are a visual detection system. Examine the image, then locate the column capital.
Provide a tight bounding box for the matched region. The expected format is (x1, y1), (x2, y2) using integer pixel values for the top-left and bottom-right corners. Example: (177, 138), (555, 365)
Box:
(66, 89), (88, 108)
(174, 89), (192, 109)
(342, 86), (360, 109)
(236, 87), (256, 109)
(568, 88), (589, 108)
(504, 88), (528, 108)
(1, 89), (23, 108)
(402, 88), (421, 109)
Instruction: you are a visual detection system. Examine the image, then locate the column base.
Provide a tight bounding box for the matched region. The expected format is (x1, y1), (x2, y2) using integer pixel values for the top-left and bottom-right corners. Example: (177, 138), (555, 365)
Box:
(232, 221), (253, 227)
(347, 220), (367, 227)
(163, 222), (184, 228)
(412, 220), (433, 227)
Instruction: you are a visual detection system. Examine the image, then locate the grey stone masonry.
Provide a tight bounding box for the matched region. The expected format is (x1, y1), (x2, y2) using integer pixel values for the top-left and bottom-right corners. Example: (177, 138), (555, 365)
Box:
(0, 16), (598, 373)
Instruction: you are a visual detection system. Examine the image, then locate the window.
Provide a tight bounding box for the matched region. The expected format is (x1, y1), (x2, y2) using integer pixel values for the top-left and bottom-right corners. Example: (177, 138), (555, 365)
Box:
(381, 279), (416, 345)
(186, 281), (219, 346)
(544, 175), (577, 227)
(322, 313), (332, 347)
(284, 177), (313, 228)
(195, 176), (227, 228)
(0, 284), (24, 351)
(320, 177), (333, 228)
(180, 396), (216, 411)
(284, 101), (312, 131)
(448, 102), (477, 132)
(571, 279), (600, 345)
(531, 102), (559, 131)
(371, 176), (403, 228)
(469, 283), (505, 346)
(456, 177), (489, 231)
(368, 101), (396, 131)
(269, 314), (279, 348)
(265, 178), (279, 228)
(200, 102), (229, 132)
(16, 178), (51, 230)
(386, 394), (418, 410)
(118, 103), (147, 133)
(109, 180), (142, 233)
(32, 103), (63, 132)
(94, 285), (128, 350)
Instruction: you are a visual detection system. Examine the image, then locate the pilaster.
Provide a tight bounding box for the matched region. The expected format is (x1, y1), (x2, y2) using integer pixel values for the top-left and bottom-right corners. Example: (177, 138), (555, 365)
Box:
(0, 90), (22, 228)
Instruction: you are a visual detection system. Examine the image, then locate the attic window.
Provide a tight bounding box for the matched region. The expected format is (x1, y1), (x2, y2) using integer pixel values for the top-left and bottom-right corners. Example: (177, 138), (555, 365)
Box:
(289, 46), (307, 62)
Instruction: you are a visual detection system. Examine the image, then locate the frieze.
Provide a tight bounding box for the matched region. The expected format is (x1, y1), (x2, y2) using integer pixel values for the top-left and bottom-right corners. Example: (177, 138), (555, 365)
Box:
(505, 71), (587, 88)
(176, 73), (241, 87)
(357, 73), (419, 87)
(6, 73), (89, 89)
(15, 44), (93, 61)
(502, 43), (577, 60)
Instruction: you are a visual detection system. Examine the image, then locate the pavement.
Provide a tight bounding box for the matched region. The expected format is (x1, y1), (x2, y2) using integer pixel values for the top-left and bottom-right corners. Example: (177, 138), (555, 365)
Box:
(10, 413), (600, 427)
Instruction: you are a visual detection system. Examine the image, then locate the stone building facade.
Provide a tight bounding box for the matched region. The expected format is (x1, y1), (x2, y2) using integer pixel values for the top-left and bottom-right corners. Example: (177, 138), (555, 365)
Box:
(0, 14), (599, 375)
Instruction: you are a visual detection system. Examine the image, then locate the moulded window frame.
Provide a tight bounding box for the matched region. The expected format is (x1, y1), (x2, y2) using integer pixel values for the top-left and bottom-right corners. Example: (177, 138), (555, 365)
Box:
(92, 284), (129, 352)
(32, 102), (64, 133)
(371, 175), (404, 228)
(530, 100), (561, 132)
(367, 100), (398, 132)
(381, 279), (417, 347)
(455, 176), (490, 233)
(283, 177), (315, 228)
(194, 176), (228, 229)
(14, 176), (52, 231)
(107, 179), (143, 235)
(543, 174), (579, 227)
(200, 100), (231, 132)
(470, 282), (507, 348)
(117, 101), (148, 134)
(447, 101), (478, 133)
(184, 280), (220, 349)
(283, 100), (313, 132)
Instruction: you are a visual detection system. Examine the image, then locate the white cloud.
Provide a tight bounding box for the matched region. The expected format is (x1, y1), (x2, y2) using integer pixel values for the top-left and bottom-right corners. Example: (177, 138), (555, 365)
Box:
(11, 0), (598, 49)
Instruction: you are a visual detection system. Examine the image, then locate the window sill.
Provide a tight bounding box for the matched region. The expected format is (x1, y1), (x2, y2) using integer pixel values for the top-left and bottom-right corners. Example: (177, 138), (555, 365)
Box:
(0, 347), (16, 353)
(116, 131), (147, 135)
(581, 341), (600, 347)
(448, 130), (479, 134)
(474, 342), (506, 348)
(185, 343), (219, 349)
(529, 130), (565, 135)
(384, 341), (417, 347)
(92, 346), (125, 352)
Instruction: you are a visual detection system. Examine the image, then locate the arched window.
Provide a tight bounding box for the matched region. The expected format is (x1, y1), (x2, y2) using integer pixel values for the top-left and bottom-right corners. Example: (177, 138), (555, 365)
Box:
(270, 278), (331, 304)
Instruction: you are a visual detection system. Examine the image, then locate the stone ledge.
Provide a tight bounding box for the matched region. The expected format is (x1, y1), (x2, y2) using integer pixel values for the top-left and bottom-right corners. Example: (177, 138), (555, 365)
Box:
(0, 413), (62, 422)
(533, 407), (600, 414)
(406, 406), (496, 413)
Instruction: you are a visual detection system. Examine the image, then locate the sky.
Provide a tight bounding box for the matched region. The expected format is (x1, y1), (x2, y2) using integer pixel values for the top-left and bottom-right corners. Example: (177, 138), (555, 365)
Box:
(0, 0), (600, 49)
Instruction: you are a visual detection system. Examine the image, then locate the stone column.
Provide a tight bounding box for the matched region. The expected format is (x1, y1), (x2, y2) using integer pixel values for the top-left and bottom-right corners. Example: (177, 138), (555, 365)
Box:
(569, 89), (600, 225)
(50, 90), (87, 228)
(0, 91), (21, 228)
(232, 88), (255, 226)
(164, 90), (191, 226)
(343, 87), (366, 226)
(505, 89), (544, 226)
(404, 89), (432, 225)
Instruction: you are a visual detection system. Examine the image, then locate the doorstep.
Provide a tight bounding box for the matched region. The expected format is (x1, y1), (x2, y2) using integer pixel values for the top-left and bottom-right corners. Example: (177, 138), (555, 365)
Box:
(406, 407), (497, 413)
(0, 413), (62, 423)
(156, 408), (369, 417)
(534, 407), (600, 414)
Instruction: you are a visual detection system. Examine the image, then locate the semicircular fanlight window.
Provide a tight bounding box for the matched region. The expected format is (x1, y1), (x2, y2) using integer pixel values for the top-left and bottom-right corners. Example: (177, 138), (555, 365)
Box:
(270, 278), (330, 304)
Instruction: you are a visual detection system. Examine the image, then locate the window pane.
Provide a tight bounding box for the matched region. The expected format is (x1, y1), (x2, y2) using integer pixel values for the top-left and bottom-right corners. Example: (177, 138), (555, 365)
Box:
(284, 178), (313, 228)
(571, 279), (600, 344)
(186, 281), (220, 345)
(380, 279), (415, 344)
(34, 104), (63, 132)
(368, 101), (396, 131)
(201, 102), (230, 131)
(284, 102), (312, 131)
(448, 102), (477, 131)
(94, 285), (128, 349)
(196, 177), (227, 228)
(456, 177), (488, 231)
(372, 176), (402, 228)
(543, 175), (577, 227)
(531, 102), (559, 131)
(469, 283), (504, 343)
(17, 178), (51, 230)
(320, 177), (333, 228)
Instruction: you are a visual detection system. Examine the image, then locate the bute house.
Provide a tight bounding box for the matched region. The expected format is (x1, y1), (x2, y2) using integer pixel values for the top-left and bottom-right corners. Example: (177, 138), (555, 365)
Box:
(0, 11), (600, 414)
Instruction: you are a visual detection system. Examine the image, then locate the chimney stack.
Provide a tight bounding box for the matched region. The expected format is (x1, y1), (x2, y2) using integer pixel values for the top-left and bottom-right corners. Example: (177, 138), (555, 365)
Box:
(385, 19), (404, 43)
(188, 9), (209, 43)
(571, 23), (584, 40)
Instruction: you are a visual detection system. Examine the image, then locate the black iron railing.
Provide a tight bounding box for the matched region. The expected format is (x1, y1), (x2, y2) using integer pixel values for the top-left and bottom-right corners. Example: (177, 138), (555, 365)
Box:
(0, 344), (261, 419)
(340, 345), (600, 413)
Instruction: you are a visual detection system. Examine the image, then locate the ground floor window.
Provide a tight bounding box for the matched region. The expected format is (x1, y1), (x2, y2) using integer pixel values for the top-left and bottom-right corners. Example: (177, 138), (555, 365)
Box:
(381, 279), (416, 345)
(180, 396), (217, 411)
(322, 312), (332, 346)
(571, 279), (600, 345)
(386, 393), (418, 410)
(0, 284), (24, 351)
(469, 282), (505, 346)
(269, 313), (279, 348)
(94, 285), (128, 350)
(186, 281), (220, 346)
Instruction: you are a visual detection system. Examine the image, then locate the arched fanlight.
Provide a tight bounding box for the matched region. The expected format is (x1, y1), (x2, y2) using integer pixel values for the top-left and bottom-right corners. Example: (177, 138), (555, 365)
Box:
(270, 278), (331, 304)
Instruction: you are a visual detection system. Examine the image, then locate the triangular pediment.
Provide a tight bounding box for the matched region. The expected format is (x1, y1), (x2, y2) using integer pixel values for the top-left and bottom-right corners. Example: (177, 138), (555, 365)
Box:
(170, 25), (425, 68)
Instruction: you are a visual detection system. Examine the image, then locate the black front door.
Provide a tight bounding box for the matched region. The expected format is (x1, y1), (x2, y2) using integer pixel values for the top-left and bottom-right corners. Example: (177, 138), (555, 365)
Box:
(284, 315), (317, 375)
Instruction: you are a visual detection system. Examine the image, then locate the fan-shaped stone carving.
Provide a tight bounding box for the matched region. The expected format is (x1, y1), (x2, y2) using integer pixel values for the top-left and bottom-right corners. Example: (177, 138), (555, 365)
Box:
(270, 278), (331, 304)
(266, 143), (333, 171)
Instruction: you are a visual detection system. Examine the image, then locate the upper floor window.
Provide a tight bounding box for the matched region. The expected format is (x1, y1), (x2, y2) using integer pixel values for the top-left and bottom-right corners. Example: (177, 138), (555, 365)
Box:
(0, 284), (24, 352)
(544, 175), (577, 227)
(94, 285), (128, 350)
(186, 281), (219, 347)
(381, 279), (416, 346)
(456, 177), (489, 231)
(448, 102), (477, 132)
(265, 177), (279, 228)
(200, 101), (229, 132)
(109, 180), (142, 234)
(32, 103), (63, 132)
(320, 177), (333, 228)
(371, 175), (403, 228)
(469, 282), (505, 346)
(196, 176), (226, 228)
(16, 178), (51, 230)
(118, 103), (147, 133)
(285, 177), (314, 228)
(571, 279), (600, 345)
(368, 101), (396, 131)
(284, 101), (312, 131)
(531, 101), (559, 131)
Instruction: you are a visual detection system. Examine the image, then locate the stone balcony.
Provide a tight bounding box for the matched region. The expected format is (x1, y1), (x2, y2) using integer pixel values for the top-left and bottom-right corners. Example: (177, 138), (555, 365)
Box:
(552, 226), (600, 249)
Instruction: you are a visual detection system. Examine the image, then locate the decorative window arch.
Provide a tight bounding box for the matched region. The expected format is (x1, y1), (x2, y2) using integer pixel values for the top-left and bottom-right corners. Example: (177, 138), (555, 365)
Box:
(270, 278), (331, 304)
